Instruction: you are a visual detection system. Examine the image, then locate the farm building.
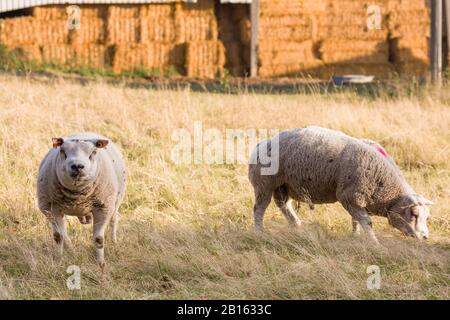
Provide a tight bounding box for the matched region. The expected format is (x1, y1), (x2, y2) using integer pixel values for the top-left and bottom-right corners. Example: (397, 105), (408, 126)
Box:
(0, 0), (431, 79)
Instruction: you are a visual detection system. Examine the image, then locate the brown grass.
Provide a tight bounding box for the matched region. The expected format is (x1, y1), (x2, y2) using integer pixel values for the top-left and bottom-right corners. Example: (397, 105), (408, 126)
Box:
(0, 75), (448, 299)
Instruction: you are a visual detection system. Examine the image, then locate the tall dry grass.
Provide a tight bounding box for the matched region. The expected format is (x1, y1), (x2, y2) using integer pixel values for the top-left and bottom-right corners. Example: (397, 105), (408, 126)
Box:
(0, 75), (448, 299)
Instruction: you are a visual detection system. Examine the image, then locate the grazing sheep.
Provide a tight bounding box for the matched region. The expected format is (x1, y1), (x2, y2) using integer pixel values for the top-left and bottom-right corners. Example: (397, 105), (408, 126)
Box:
(37, 133), (126, 267)
(248, 126), (432, 243)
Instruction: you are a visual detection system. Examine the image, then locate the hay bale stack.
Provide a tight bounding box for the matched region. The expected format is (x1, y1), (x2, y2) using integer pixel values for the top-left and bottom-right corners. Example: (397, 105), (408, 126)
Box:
(185, 41), (225, 78)
(111, 43), (185, 74)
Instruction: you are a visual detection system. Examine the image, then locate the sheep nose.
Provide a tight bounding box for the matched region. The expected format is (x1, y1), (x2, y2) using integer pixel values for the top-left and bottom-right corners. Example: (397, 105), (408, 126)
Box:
(71, 164), (85, 171)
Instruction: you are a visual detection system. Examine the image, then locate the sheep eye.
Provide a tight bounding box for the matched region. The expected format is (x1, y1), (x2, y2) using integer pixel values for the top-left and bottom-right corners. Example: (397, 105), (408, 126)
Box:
(60, 150), (66, 158)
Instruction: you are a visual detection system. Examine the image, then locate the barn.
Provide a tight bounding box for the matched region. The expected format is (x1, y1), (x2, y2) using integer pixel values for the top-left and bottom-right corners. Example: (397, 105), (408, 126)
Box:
(0, 0), (431, 79)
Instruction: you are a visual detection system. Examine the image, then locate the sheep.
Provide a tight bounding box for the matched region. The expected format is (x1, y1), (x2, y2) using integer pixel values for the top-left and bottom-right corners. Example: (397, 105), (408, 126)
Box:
(248, 126), (433, 243)
(37, 133), (126, 267)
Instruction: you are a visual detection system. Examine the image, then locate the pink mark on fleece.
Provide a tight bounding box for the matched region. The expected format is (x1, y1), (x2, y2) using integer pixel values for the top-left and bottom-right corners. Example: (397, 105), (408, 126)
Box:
(375, 146), (388, 157)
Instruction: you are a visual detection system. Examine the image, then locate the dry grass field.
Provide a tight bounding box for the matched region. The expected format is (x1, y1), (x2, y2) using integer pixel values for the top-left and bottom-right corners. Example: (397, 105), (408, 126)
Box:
(0, 74), (448, 299)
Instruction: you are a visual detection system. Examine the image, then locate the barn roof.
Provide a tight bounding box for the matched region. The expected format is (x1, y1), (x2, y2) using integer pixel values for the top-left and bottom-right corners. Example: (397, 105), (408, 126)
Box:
(0, 0), (252, 14)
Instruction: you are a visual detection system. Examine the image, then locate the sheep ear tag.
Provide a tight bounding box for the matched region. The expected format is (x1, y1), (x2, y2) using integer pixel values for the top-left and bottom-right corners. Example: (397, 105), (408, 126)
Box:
(94, 139), (109, 149)
(52, 137), (64, 148)
(375, 146), (388, 157)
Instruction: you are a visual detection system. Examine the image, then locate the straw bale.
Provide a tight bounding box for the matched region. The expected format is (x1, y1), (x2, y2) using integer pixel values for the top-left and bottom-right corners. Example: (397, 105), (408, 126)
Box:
(9, 45), (42, 63)
(106, 18), (140, 44)
(176, 15), (218, 42)
(72, 44), (107, 68)
(387, 0), (429, 11)
(317, 25), (388, 40)
(391, 48), (428, 63)
(319, 40), (388, 52)
(33, 5), (107, 20)
(259, 40), (319, 65)
(259, 24), (313, 42)
(107, 5), (140, 19)
(177, 0), (215, 16)
(320, 51), (389, 64)
(41, 44), (76, 65)
(69, 18), (105, 44)
(139, 4), (174, 18)
(140, 17), (176, 43)
(389, 10), (429, 25)
(328, 0), (389, 11)
(258, 60), (325, 77)
(395, 61), (428, 77)
(185, 41), (225, 78)
(317, 63), (396, 79)
(391, 36), (428, 49)
(112, 42), (184, 74)
(260, 0), (327, 16)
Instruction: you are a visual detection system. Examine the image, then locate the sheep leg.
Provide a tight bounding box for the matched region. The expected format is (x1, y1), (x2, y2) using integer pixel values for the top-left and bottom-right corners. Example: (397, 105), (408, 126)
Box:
(253, 190), (272, 232)
(49, 213), (71, 259)
(273, 186), (301, 228)
(110, 211), (120, 243)
(345, 205), (379, 244)
(352, 219), (361, 236)
(92, 208), (112, 268)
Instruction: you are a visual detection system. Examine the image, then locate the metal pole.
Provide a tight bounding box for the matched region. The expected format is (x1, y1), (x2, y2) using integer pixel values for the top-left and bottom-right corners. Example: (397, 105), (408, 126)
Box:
(430, 0), (443, 84)
(250, 0), (260, 77)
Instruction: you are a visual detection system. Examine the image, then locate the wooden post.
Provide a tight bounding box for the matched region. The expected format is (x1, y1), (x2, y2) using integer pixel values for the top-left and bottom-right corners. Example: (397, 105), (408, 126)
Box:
(250, 0), (260, 77)
(430, 0), (443, 84)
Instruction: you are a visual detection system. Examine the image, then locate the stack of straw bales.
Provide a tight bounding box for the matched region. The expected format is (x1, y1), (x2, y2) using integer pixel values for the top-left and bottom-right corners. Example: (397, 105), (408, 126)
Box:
(0, 5), (107, 69)
(258, 0), (324, 77)
(108, 0), (224, 77)
(388, 0), (430, 77)
(0, 1), (225, 78)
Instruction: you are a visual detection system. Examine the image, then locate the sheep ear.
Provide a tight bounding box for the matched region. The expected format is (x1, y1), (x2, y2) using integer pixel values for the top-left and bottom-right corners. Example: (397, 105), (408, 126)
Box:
(94, 139), (109, 149)
(417, 196), (433, 206)
(52, 137), (64, 148)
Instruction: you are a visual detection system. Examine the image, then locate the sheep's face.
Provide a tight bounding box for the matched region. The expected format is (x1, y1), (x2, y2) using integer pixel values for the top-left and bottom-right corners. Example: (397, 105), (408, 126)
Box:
(388, 195), (432, 239)
(52, 137), (108, 188)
